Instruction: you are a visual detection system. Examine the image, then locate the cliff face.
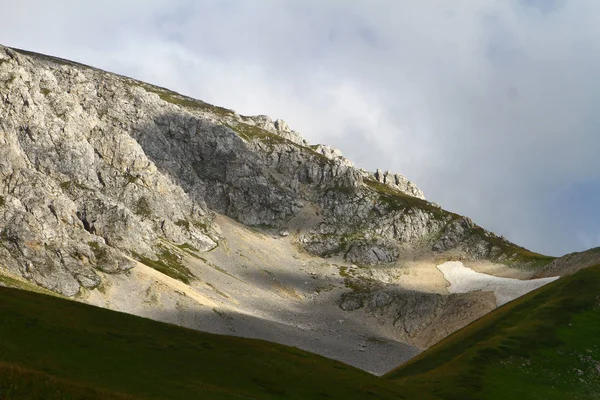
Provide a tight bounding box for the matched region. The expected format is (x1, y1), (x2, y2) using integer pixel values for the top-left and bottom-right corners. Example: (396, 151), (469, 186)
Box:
(0, 45), (551, 296)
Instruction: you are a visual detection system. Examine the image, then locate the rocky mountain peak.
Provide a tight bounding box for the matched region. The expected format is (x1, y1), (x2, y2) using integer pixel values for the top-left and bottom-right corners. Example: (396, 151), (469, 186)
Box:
(372, 168), (425, 200)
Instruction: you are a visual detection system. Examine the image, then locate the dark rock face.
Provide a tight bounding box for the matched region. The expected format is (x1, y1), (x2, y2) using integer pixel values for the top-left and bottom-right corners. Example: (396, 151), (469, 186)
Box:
(345, 240), (400, 266)
(338, 288), (497, 347)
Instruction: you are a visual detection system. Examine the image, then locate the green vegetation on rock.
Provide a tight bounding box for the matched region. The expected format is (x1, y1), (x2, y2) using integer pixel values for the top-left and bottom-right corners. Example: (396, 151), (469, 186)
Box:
(364, 178), (553, 268)
(133, 196), (151, 218)
(59, 181), (88, 191)
(176, 242), (199, 253)
(132, 245), (194, 284)
(0, 270), (63, 298)
(88, 241), (109, 267)
(365, 178), (452, 220)
(468, 225), (555, 269)
(226, 122), (287, 145)
(225, 122), (336, 167)
(338, 265), (378, 293)
(142, 84), (234, 117)
(174, 219), (190, 230)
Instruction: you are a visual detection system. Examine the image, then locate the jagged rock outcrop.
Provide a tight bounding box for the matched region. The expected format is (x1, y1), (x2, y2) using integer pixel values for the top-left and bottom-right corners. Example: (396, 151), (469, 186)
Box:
(312, 144), (355, 168)
(432, 217), (475, 252)
(372, 169), (425, 200)
(242, 114), (308, 146)
(345, 239), (400, 265)
(339, 287), (497, 348)
(0, 46), (218, 295)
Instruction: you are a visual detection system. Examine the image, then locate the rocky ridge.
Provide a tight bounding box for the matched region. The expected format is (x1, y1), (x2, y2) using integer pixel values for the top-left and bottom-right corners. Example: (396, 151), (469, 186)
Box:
(534, 246), (600, 278)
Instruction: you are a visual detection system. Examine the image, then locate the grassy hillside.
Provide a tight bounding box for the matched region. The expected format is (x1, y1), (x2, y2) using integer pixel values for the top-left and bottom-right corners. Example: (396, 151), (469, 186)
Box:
(0, 286), (428, 400)
(385, 265), (600, 399)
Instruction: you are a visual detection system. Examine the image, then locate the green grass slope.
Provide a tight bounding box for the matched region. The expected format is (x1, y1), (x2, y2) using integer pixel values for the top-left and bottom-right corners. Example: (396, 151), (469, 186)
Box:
(0, 286), (428, 400)
(385, 265), (600, 400)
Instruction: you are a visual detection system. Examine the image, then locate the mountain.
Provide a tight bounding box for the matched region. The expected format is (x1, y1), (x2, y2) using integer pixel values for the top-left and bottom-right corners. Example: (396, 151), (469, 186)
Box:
(534, 246), (600, 278)
(0, 44), (556, 374)
(385, 264), (600, 399)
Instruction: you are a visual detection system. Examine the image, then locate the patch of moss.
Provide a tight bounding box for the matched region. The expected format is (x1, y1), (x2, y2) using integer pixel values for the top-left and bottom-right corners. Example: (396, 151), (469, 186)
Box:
(206, 282), (229, 299)
(226, 122), (336, 167)
(124, 173), (138, 184)
(338, 265), (378, 293)
(132, 245), (194, 284)
(250, 223), (274, 231)
(88, 242), (109, 266)
(134, 197), (152, 219)
(328, 185), (357, 196)
(226, 123), (288, 147)
(40, 88), (51, 96)
(60, 181), (88, 191)
(174, 219), (190, 230)
(305, 148), (337, 167)
(468, 225), (555, 268)
(176, 243), (202, 260)
(365, 178), (451, 220)
(176, 243), (199, 252)
(0, 196), (5, 207)
(0, 270), (64, 298)
(3, 75), (16, 85)
(192, 220), (210, 231)
(141, 85), (234, 117)
(211, 264), (236, 279)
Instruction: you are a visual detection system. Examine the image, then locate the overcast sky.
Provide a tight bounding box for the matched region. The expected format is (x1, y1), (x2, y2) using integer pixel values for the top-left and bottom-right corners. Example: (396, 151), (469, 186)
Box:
(1, 0), (598, 256)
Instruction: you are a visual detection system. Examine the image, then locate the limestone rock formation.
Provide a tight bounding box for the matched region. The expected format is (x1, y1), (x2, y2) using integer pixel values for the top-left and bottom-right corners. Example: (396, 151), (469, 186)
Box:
(372, 168), (426, 200)
(0, 44), (544, 295)
(0, 46), (217, 295)
(339, 288), (497, 348)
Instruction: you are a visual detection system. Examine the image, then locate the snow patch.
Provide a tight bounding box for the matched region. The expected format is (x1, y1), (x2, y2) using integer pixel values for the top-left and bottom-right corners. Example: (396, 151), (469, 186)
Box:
(438, 261), (559, 306)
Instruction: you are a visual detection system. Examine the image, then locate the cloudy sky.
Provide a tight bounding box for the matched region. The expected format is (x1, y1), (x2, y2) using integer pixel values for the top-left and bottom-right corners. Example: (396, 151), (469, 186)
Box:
(1, 0), (598, 256)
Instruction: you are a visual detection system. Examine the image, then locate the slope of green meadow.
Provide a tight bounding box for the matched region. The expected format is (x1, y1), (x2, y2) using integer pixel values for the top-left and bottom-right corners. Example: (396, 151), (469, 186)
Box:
(386, 265), (600, 400)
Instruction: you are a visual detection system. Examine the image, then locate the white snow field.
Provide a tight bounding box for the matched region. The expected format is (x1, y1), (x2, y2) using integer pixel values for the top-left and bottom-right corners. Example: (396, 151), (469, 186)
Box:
(437, 261), (559, 306)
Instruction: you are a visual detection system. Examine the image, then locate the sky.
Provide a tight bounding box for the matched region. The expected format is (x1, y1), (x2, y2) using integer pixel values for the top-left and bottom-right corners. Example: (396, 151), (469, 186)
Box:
(1, 0), (598, 256)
